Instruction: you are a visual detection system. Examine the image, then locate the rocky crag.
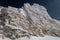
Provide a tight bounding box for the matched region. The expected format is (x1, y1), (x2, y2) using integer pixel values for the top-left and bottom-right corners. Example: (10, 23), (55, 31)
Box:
(0, 3), (60, 40)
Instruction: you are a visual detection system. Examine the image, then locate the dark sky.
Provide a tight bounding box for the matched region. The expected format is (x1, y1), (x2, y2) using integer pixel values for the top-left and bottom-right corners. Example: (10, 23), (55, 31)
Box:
(0, 0), (60, 20)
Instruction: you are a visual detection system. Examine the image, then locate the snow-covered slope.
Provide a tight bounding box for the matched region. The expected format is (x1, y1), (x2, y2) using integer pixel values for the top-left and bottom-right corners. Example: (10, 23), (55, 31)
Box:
(0, 35), (60, 40)
(0, 3), (60, 40)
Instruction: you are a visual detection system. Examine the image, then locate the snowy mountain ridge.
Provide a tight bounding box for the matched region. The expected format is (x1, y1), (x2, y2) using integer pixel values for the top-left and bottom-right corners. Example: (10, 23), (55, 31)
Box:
(0, 3), (60, 40)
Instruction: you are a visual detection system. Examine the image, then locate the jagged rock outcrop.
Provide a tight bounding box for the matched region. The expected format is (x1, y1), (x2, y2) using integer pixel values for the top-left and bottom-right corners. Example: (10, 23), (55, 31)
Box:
(0, 3), (60, 40)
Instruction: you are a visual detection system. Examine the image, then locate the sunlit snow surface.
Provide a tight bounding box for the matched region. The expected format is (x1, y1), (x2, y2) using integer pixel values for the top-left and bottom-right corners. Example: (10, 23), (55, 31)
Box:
(0, 35), (60, 40)
(12, 36), (60, 40)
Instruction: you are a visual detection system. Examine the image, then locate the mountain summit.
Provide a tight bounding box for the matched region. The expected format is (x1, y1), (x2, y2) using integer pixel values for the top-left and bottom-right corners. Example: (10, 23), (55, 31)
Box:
(0, 3), (60, 40)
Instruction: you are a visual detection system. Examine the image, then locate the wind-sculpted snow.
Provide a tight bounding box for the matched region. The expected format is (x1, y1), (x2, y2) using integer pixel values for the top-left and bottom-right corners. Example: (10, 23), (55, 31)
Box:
(0, 3), (60, 40)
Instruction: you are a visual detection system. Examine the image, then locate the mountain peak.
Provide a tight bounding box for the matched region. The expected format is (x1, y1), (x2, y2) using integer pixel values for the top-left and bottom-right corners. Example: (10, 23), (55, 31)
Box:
(0, 3), (60, 40)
